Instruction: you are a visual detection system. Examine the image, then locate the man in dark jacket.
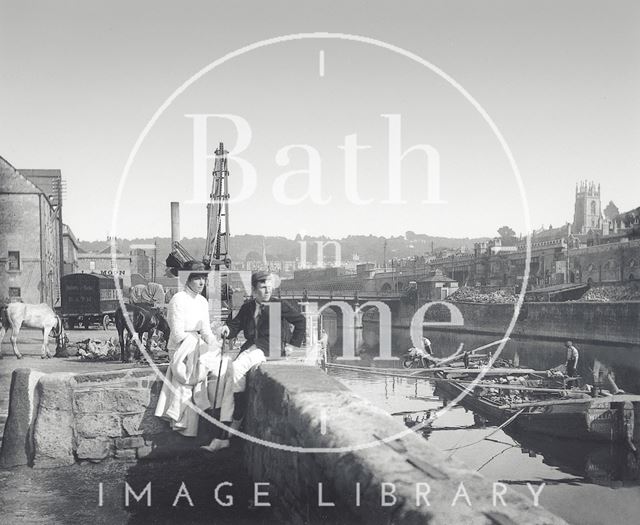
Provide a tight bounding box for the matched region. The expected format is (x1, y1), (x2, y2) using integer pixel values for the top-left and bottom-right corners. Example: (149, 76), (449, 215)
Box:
(202, 271), (305, 452)
(223, 272), (306, 357)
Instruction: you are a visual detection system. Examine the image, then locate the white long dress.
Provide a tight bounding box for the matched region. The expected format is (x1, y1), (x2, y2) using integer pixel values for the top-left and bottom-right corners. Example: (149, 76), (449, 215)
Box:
(154, 288), (233, 436)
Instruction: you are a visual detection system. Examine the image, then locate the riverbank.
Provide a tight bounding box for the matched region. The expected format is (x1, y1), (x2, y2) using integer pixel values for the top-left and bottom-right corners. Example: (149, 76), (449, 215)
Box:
(393, 301), (640, 346)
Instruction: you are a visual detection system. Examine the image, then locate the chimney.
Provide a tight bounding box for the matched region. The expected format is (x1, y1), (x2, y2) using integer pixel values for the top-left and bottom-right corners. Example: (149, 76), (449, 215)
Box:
(170, 202), (180, 245)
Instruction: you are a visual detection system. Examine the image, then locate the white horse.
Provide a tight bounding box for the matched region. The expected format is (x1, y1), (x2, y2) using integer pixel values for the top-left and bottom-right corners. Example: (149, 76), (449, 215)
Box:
(0, 303), (64, 359)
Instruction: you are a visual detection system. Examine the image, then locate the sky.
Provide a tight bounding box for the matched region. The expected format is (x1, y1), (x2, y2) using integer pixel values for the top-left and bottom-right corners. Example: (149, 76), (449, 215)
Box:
(1, 0), (639, 242)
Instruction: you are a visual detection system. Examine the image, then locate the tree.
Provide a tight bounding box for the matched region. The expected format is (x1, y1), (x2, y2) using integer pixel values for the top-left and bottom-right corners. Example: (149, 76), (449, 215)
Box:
(497, 226), (516, 238)
(604, 201), (620, 220)
(497, 226), (517, 247)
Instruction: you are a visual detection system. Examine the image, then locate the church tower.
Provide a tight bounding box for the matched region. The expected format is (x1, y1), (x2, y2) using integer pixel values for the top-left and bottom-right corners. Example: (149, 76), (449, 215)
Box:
(572, 181), (602, 234)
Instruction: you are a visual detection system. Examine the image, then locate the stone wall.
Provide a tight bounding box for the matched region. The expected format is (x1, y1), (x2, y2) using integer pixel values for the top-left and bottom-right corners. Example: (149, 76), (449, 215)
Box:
(397, 300), (640, 345)
(242, 363), (564, 524)
(572, 239), (640, 283)
(0, 365), (215, 468)
(2, 363), (564, 523)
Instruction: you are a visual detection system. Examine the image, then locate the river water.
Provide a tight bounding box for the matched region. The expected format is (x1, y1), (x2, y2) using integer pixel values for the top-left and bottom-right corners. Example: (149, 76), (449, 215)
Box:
(326, 327), (640, 525)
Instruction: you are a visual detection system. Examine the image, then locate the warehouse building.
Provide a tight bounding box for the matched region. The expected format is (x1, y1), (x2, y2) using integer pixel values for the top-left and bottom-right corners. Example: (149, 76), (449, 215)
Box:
(0, 156), (63, 305)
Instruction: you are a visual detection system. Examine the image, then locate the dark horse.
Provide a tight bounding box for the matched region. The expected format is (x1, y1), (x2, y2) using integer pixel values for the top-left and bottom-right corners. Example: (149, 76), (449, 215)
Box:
(114, 304), (170, 362)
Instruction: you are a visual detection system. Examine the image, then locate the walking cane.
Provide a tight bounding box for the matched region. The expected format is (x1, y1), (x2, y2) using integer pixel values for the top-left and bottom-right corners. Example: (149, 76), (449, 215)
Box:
(212, 335), (227, 419)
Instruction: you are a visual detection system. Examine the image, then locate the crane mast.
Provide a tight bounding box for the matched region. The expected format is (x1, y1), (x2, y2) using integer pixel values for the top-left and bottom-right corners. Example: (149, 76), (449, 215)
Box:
(204, 142), (231, 270)
(165, 141), (232, 275)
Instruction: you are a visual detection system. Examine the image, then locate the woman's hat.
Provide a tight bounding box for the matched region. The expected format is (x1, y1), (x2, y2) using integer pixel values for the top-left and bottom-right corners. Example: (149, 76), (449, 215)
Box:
(184, 260), (208, 279)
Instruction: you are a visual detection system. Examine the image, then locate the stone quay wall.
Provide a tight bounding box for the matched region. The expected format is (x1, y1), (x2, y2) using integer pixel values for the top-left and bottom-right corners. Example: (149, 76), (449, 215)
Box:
(397, 301), (640, 345)
(1, 363), (564, 523)
(243, 363), (564, 524)
(0, 365), (202, 469)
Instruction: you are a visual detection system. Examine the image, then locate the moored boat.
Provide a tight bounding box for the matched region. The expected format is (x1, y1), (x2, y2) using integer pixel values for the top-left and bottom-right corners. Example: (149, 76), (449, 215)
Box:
(435, 375), (640, 444)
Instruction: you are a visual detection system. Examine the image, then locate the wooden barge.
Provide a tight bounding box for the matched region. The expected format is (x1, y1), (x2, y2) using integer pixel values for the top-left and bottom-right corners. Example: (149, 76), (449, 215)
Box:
(435, 376), (640, 444)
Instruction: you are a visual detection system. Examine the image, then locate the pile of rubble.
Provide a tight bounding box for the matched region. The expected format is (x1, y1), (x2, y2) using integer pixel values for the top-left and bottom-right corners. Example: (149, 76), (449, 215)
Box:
(70, 336), (169, 362)
(447, 287), (517, 304)
(75, 338), (120, 361)
(581, 284), (640, 302)
(477, 376), (533, 405)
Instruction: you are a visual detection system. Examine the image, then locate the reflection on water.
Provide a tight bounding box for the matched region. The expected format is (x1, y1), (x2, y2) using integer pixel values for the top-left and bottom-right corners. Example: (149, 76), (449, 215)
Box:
(328, 360), (640, 525)
(351, 325), (640, 393)
(510, 431), (640, 487)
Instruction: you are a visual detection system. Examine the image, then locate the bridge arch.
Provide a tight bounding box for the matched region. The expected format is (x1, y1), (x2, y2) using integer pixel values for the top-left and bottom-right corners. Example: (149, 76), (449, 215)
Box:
(317, 300), (394, 360)
(409, 301), (464, 351)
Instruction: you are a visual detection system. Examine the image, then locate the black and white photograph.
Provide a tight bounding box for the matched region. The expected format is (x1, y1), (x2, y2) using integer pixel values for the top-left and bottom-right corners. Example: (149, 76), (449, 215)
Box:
(1, 1), (639, 524)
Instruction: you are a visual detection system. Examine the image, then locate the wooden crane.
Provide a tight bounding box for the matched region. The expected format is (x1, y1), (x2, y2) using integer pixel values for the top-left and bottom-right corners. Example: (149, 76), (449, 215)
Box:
(204, 143), (231, 270)
(165, 142), (232, 273)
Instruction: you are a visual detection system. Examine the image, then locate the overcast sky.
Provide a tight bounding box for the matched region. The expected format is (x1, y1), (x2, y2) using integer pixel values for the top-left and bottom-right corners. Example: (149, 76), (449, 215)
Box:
(1, 0), (638, 242)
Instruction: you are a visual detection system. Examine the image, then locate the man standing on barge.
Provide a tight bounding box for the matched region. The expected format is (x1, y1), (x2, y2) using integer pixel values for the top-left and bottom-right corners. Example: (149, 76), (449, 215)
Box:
(565, 340), (579, 377)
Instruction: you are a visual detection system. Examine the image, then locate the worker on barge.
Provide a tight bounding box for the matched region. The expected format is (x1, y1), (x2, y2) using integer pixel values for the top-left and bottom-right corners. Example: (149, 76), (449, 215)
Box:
(565, 340), (579, 377)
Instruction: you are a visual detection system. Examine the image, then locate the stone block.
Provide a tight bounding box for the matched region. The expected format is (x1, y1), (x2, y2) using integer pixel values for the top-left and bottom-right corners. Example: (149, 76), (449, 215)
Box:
(76, 413), (121, 438)
(115, 436), (145, 449)
(104, 389), (150, 412)
(122, 413), (145, 436)
(136, 445), (153, 458)
(32, 373), (75, 469)
(115, 448), (137, 460)
(32, 407), (74, 468)
(139, 410), (170, 435)
(0, 368), (44, 468)
(74, 371), (130, 384)
(36, 373), (75, 410)
(73, 389), (113, 413)
(77, 437), (111, 460)
(132, 368), (163, 378)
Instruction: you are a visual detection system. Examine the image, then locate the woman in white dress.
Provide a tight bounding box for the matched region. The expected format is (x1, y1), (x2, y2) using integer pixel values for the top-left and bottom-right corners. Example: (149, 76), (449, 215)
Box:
(154, 261), (233, 437)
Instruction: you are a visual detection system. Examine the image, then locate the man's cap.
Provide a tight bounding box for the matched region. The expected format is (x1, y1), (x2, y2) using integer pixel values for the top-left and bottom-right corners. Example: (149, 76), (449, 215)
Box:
(251, 270), (271, 287)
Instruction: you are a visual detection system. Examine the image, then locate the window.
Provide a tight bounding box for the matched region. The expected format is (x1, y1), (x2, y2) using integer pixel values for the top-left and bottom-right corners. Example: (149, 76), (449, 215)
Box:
(590, 201), (596, 215)
(9, 287), (21, 300)
(89, 261), (96, 270)
(8, 251), (20, 271)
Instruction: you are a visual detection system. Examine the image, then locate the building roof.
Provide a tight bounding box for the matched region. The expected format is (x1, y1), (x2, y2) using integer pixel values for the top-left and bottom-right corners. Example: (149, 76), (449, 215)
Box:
(78, 251), (129, 259)
(531, 223), (570, 242)
(615, 206), (640, 222)
(63, 224), (79, 247)
(0, 156), (42, 194)
(419, 270), (456, 283)
(19, 169), (63, 206)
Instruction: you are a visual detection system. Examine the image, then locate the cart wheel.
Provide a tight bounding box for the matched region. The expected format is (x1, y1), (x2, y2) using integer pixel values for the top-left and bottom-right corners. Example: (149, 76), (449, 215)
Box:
(102, 314), (111, 331)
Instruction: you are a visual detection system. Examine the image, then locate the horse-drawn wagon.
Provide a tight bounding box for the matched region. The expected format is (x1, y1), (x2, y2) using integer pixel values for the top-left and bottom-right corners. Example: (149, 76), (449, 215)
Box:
(59, 273), (120, 330)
